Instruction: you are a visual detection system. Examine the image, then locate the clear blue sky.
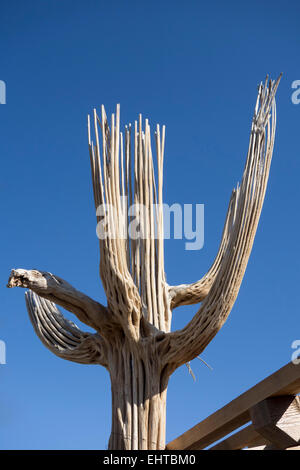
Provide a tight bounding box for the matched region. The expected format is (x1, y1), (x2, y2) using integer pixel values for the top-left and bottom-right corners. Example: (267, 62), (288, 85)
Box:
(0, 0), (299, 450)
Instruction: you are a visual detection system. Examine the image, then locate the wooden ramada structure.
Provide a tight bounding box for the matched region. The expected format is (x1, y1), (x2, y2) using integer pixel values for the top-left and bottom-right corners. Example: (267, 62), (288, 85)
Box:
(167, 361), (300, 450)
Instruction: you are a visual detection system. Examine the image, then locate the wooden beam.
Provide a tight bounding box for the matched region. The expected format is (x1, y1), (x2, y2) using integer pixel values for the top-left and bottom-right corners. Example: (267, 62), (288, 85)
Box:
(208, 424), (267, 450)
(166, 362), (300, 450)
(250, 396), (300, 449)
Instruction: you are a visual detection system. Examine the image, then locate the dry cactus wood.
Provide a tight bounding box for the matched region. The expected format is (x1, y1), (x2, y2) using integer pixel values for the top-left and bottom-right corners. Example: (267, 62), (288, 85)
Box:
(7, 76), (281, 450)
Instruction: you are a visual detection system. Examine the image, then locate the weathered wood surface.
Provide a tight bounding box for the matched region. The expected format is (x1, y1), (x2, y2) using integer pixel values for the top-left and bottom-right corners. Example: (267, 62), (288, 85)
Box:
(250, 396), (300, 449)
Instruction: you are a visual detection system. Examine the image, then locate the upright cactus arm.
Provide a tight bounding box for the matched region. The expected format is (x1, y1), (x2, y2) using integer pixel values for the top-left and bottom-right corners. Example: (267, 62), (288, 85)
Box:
(25, 291), (108, 366)
(88, 109), (171, 333)
(161, 75), (281, 368)
(168, 76), (281, 313)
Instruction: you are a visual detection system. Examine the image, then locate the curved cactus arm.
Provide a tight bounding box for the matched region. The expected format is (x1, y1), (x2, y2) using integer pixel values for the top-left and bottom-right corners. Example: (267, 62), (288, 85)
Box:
(168, 76), (282, 312)
(161, 75), (281, 367)
(7, 269), (111, 333)
(25, 290), (108, 366)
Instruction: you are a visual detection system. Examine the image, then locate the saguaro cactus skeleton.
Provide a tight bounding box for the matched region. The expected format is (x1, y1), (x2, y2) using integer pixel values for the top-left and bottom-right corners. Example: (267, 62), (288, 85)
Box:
(7, 76), (281, 450)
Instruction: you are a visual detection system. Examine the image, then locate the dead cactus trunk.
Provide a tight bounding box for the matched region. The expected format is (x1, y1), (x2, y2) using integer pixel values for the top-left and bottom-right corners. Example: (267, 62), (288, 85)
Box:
(7, 75), (281, 449)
